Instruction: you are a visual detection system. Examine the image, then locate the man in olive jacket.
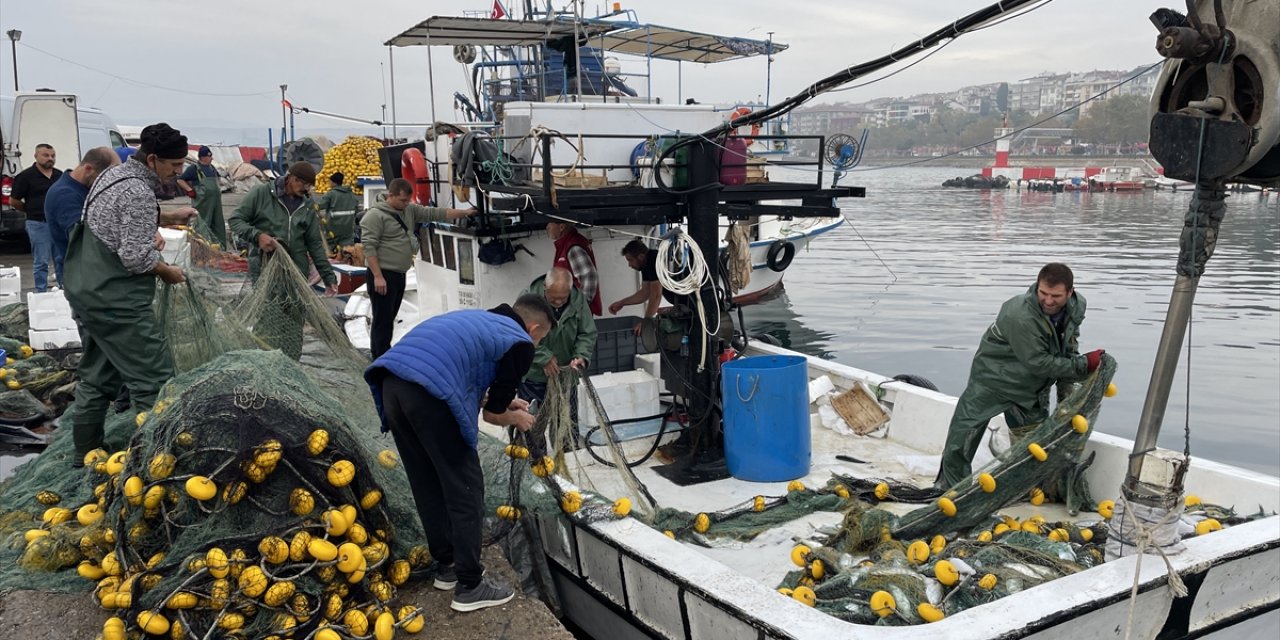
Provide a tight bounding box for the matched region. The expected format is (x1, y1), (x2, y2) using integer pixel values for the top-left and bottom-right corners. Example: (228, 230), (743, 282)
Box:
(229, 162), (337, 359)
(935, 263), (1105, 488)
(520, 267), (598, 405)
(361, 178), (475, 358)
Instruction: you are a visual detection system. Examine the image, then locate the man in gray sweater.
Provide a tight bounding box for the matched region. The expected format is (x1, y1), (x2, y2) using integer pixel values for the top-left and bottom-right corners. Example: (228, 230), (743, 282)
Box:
(360, 178), (474, 357)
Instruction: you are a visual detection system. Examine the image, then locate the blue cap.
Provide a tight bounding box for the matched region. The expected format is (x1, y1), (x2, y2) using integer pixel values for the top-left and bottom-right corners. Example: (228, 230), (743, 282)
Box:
(198, 145), (212, 157)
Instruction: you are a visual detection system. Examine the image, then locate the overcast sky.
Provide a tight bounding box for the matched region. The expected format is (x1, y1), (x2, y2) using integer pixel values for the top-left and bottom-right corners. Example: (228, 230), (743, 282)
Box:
(2, 0), (1172, 139)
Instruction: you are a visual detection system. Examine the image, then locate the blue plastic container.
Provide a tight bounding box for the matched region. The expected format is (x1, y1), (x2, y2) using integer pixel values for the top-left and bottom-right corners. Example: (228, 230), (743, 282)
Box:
(721, 355), (811, 482)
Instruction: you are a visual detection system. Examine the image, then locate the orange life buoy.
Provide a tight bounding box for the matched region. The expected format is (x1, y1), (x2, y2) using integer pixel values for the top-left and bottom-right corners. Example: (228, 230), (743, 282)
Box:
(400, 148), (433, 205)
(729, 107), (761, 145)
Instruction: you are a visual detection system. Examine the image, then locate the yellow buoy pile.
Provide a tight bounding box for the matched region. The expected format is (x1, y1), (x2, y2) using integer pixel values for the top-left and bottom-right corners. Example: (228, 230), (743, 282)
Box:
(23, 426), (431, 640)
(315, 136), (384, 196)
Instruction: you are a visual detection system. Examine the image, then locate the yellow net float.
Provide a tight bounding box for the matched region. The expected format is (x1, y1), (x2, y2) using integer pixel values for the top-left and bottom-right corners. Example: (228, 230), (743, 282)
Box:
(936, 497), (957, 517)
(918, 602), (946, 623)
(1027, 442), (1048, 461)
(869, 590), (896, 618)
(1072, 414), (1089, 433)
(934, 559), (959, 586)
(1097, 499), (1115, 518)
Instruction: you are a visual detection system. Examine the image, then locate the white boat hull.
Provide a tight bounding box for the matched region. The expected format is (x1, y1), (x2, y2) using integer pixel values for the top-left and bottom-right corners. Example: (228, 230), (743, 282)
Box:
(501, 343), (1279, 639)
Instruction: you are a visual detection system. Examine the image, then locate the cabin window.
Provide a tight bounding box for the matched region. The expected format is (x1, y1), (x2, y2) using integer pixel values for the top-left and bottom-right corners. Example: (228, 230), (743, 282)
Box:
(427, 229), (445, 267)
(109, 130), (126, 148)
(457, 238), (475, 285)
(443, 236), (457, 271)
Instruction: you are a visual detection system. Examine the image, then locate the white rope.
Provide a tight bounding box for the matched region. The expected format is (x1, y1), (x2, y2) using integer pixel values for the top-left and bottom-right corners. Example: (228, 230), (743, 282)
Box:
(1118, 496), (1189, 640)
(528, 125), (587, 178)
(656, 228), (720, 369)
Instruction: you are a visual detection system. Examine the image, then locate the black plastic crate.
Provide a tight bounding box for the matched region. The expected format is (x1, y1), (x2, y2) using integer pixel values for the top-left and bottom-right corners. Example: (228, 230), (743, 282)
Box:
(587, 316), (651, 375)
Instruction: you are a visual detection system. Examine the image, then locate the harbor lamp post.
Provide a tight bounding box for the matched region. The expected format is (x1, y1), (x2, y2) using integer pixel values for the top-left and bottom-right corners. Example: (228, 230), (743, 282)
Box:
(5, 29), (19, 92)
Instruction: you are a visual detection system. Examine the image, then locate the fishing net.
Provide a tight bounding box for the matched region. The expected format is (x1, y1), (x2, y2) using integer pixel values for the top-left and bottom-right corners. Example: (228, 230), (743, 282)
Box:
(0, 302), (29, 340)
(0, 239), (449, 638)
(831, 355), (1119, 548)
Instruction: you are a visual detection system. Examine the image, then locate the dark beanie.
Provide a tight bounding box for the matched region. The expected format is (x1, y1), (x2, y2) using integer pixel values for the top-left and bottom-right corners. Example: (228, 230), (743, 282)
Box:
(288, 162), (317, 185)
(198, 145), (213, 157)
(138, 123), (189, 160)
(330, 171), (344, 185)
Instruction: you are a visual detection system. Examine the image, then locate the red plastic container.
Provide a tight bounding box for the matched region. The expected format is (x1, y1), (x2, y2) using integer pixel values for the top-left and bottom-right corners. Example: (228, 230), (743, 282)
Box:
(719, 137), (749, 186)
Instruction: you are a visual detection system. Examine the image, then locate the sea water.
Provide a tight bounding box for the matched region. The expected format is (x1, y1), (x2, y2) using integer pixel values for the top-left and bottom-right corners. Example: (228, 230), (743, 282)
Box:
(748, 165), (1279, 476)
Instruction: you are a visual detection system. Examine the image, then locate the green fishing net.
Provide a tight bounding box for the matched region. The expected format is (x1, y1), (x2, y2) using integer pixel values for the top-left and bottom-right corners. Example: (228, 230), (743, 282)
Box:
(0, 249), (439, 639)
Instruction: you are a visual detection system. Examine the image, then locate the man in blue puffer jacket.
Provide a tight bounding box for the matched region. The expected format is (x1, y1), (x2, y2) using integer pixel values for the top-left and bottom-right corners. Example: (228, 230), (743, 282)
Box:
(365, 293), (556, 613)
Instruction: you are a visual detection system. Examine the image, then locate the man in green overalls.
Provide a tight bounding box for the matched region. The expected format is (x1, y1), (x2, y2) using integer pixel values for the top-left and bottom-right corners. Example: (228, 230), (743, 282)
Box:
(64, 123), (196, 463)
(229, 161), (338, 360)
(176, 146), (226, 246)
(934, 263), (1105, 488)
(315, 171), (360, 247)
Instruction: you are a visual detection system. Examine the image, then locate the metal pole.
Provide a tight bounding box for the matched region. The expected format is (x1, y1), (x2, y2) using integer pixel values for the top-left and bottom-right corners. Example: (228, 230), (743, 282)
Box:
(425, 39), (439, 165)
(389, 46), (398, 139)
(677, 61), (682, 104)
(380, 61), (388, 138)
(765, 32), (773, 105)
(7, 35), (17, 92)
(574, 0), (583, 99)
(1125, 184), (1226, 486)
(686, 139), (726, 464)
(279, 85), (288, 143)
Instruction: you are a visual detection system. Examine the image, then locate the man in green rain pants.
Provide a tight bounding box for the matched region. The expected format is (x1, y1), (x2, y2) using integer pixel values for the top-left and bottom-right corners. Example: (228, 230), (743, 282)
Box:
(229, 161), (338, 360)
(64, 123), (196, 464)
(315, 171), (360, 247)
(934, 263), (1105, 488)
(176, 146), (226, 246)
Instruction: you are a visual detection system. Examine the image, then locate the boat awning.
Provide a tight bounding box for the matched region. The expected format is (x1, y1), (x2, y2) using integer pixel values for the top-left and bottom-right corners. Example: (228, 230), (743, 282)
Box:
(385, 17), (786, 64)
(595, 25), (786, 64)
(385, 16), (615, 47)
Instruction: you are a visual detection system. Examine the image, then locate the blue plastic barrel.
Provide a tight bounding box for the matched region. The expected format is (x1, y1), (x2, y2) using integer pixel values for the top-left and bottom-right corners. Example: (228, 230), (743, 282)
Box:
(721, 355), (811, 482)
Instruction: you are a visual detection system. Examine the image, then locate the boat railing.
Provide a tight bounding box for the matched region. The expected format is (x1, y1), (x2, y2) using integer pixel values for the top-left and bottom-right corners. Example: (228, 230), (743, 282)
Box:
(418, 130), (855, 233)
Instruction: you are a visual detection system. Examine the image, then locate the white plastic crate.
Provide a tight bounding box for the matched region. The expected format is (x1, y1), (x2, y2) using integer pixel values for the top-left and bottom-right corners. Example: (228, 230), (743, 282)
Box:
(577, 369), (661, 428)
(28, 328), (82, 351)
(0, 266), (20, 296)
(26, 290), (77, 331)
(0, 292), (21, 308)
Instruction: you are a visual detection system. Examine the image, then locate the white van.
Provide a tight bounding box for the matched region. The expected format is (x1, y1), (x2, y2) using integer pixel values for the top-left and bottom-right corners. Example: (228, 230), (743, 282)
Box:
(1, 91), (126, 235)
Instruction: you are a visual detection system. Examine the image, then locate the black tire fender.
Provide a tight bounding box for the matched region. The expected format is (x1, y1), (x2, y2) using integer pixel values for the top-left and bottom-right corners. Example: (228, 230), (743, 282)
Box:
(766, 240), (796, 272)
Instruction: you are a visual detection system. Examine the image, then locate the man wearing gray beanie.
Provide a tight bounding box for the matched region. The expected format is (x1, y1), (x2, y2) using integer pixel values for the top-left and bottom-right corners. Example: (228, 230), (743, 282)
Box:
(63, 122), (198, 463)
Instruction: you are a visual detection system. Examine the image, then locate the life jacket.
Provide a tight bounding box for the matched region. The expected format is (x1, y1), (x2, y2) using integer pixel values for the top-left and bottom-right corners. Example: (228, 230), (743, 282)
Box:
(553, 228), (602, 315)
(364, 309), (531, 447)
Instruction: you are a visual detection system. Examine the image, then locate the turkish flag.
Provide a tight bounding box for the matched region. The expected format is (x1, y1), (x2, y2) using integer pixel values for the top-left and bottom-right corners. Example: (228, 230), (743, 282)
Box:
(490, 0), (506, 19)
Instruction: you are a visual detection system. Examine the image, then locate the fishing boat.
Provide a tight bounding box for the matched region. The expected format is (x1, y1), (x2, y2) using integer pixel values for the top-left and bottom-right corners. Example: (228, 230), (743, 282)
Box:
(348, 5), (854, 323)
(345, 1), (1279, 638)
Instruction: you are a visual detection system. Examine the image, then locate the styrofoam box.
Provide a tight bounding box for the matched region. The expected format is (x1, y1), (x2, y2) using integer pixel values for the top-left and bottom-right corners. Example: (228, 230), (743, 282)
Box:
(28, 328), (82, 351)
(159, 228), (189, 267)
(26, 290), (77, 331)
(578, 369), (661, 428)
(0, 266), (20, 295)
(0, 292), (21, 308)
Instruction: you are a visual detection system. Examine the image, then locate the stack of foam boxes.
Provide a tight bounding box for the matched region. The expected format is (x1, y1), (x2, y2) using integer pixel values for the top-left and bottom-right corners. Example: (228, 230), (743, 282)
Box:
(27, 290), (81, 351)
(0, 266), (21, 307)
